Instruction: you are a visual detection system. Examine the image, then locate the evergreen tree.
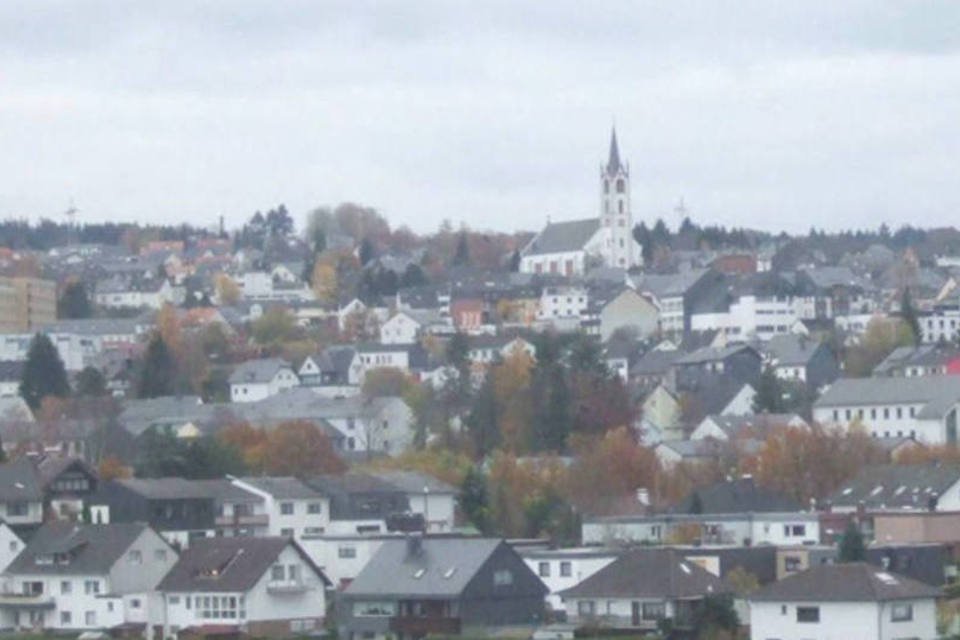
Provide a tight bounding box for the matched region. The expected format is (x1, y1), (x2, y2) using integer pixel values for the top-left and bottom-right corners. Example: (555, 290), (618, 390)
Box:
(57, 281), (93, 319)
(465, 373), (500, 457)
(75, 366), (107, 397)
(19, 333), (70, 410)
(400, 263), (427, 288)
(633, 222), (654, 266)
(752, 366), (786, 414)
(838, 521), (866, 562)
(452, 232), (470, 267)
(359, 238), (376, 266)
(508, 249), (521, 272)
(901, 287), (922, 346)
(459, 467), (491, 534)
(137, 334), (177, 398)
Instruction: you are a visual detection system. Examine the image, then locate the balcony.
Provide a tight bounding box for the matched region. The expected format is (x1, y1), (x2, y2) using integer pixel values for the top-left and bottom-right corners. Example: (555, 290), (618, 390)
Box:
(215, 513), (269, 527)
(0, 593), (56, 609)
(389, 616), (461, 635)
(267, 579), (312, 594)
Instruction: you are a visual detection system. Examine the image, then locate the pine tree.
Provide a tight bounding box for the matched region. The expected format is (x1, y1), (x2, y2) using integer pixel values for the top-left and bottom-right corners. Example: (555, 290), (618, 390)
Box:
(57, 281), (93, 319)
(508, 249), (521, 272)
(137, 334), (177, 398)
(452, 232), (470, 267)
(466, 373), (500, 457)
(459, 467), (491, 534)
(901, 287), (922, 346)
(752, 366), (786, 414)
(75, 366), (107, 397)
(838, 521), (866, 562)
(19, 333), (70, 410)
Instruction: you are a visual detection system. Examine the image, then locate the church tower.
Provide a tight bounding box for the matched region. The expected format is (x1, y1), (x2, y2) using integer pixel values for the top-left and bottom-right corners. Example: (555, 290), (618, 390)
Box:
(599, 128), (637, 268)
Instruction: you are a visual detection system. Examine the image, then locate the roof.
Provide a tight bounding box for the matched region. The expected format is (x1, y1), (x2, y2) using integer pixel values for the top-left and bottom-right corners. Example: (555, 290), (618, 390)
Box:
(873, 344), (960, 376)
(228, 358), (294, 385)
(559, 548), (727, 599)
(112, 478), (218, 500)
(750, 562), (941, 602)
(235, 477), (322, 500)
(523, 219), (600, 257)
(814, 376), (960, 417)
(828, 463), (960, 510)
(764, 334), (825, 366)
(701, 413), (806, 439)
(371, 471), (458, 495)
(6, 522), (151, 575)
(35, 457), (96, 489)
(157, 537), (330, 592)
(190, 479), (262, 504)
(0, 360), (23, 381)
(605, 128), (623, 176)
(0, 458), (43, 502)
(635, 269), (709, 299)
(673, 477), (802, 514)
(675, 343), (759, 366)
(0, 396), (34, 423)
(344, 538), (510, 598)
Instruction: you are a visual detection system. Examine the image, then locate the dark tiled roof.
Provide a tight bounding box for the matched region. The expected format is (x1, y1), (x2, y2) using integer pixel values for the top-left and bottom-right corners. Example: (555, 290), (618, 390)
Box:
(0, 458), (43, 502)
(750, 562), (941, 602)
(158, 537), (329, 592)
(673, 478), (801, 514)
(828, 463), (960, 510)
(560, 548), (727, 599)
(524, 219), (600, 257)
(236, 477), (322, 500)
(6, 522), (152, 575)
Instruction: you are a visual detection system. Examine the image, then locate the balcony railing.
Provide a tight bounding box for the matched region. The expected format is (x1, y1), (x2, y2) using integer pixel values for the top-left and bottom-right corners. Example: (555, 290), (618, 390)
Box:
(266, 579), (312, 594)
(389, 616), (461, 635)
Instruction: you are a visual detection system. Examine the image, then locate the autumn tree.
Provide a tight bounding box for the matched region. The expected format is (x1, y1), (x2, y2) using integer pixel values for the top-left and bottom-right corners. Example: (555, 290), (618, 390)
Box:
(214, 273), (241, 306)
(844, 317), (914, 377)
(311, 259), (338, 303)
(900, 287), (922, 345)
(459, 466), (492, 534)
(361, 368), (415, 399)
(565, 427), (659, 515)
(258, 421), (347, 476)
(98, 456), (132, 481)
(251, 307), (299, 348)
(19, 333), (70, 410)
(217, 421), (268, 470)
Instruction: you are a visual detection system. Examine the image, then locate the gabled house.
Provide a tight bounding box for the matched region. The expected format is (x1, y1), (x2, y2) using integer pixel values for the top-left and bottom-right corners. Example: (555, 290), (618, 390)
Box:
(298, 346), (358, 397)
(190, 479), (266, 538)
(35, 457), (99, 521)
(873, 344), (960, 378)
(826, 463), (960, 513)
(229, 477), (328, 540)
(370, 471), (458, 533)
(690, 413), (808, 442)
(379, 310), (444, 345)
(0, 458), (45, 534)
(559, 548), (728, 633)
(520, 547), (619, 612)
(302, 473), (412, 536)
(229, 358), (299, 403)
(673, 343), (762, 391)
(762, 333), (839, 390)
(156, 536), (331, 639)
(0, 522), (177, 632)
(89, 478), (216, 548)
(749, 563), (939, 640)
(340, 537), (547, 638)
(349, 343), (428, 385)
(590, 287), (659, 342)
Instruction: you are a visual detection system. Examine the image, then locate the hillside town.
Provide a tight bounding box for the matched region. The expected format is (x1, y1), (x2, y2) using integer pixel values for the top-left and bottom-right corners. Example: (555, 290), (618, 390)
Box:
(1, 131), (960, 640)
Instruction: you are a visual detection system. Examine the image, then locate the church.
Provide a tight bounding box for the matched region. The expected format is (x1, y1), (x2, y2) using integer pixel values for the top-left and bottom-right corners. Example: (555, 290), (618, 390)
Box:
(520, 129), (643, 276)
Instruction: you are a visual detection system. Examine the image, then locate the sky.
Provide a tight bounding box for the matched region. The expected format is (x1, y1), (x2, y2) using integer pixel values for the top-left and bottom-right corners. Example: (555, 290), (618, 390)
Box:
(1, 1), (959, 236)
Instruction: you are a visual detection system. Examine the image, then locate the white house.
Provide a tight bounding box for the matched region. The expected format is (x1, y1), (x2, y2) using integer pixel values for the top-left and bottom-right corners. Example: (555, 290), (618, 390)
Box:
(538, 285), (589, 321)
(370, 471), (458, 533)
(156, 537), (331, 638)
(348, 344), (422, 385)
(0, 523), (23, 572)
(379, 311), (425, 345)
(520, 547), (619, 611)
(230, 477), (330, 540)
(0, 458), (45, 530)
(0, 522), (177, 632)
(813, 376), (960, 444)
(749, 563), (940, 640)
(229, 358), (299, 403)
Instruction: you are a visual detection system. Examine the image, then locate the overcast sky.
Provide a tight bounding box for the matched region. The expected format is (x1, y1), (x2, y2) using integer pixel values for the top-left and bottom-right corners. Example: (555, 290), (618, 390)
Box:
(1, 1), (959, 235)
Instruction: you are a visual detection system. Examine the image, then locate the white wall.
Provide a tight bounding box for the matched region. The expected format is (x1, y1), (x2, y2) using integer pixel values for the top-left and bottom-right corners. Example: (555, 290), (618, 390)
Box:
(750, 598), (937, 640)
(297, 536), (388, 588)
(521, 551), (617, 610)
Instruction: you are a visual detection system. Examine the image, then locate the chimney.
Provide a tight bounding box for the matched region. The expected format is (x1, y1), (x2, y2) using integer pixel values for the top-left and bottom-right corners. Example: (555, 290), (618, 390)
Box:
(406, 533), (423, 558)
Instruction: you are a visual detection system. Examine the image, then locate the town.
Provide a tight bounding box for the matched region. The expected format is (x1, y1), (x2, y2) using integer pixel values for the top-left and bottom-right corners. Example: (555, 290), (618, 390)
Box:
(0, 130), (959, 640)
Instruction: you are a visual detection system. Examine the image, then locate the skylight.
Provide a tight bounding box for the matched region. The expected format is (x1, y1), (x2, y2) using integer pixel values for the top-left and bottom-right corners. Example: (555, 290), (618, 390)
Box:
(443, 568), (457, 579)
(869, 485), (884, 496)
(413, 568), (426, 579)
(679, 563), (691, 574)
(842, 487), (853, 495)
(875, 572), (899, 585)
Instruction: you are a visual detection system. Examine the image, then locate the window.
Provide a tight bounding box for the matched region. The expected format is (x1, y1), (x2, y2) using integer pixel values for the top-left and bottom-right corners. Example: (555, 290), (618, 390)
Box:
(353, 601), (396, 617)
(339, 546), (357, 559)
(304, 527), (325, 536)
(307, 502), (322, 514)
(493, 569), (514, 586)
(84, 580), (99, 595)
(616, 179), (625, 193)
(154, 549), (167, 562)
(784, 556), (802, 572)
(61, 611), (72, 625)
(128, 550), (142, 564)
(560, 561), (572, 577)
(538, 562), (551, 577)
(7, 502), (28, 517)
(271, 565), (285, 581)
(130, 598), (141, 609)
(85, 611), (97, 627)
(784, 524), (807, 537)
(9, 540), (17, 553)
(60, 580), (72, 594)
(578, 600), (595, 616)
(169, 596), (180, 605)
(642, 602), (666, 620)
(796, 606), (820, 623)
(280, 502), (294, 515)
(891, 603), (913, 622)
(280, 528), (294, 537)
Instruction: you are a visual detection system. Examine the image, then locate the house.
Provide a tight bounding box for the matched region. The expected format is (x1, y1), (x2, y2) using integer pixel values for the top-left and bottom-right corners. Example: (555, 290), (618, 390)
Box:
(812, 376), (960, 444)
(230, 477), (328, 540)
(370, 471), (458, 533)
(559, 548), (728, 633)
(537, 285), (589, 323)
(156, 536), (331, 639)
(379, 310), (443, 345)
(0, 458), (45, 534)
(35, 457), (99, 521)
(690, 413), (808, 442)
(229, 358), (299, 403)
(339, 537), (548, 638)
(582, 478), (818, 546)
(762, 334), (839, 390)
(297, 346), (357, 397)
(653, 438), (751, 470)
(826, 463), (960, 513)
(592, 288), (659, 342)
(467, 335), (536, 366)
(0, 361), (23, 397)
(0, 522), (24, 572)
(302, 473), (413, 536)
(0, 522), (177, 633)
(349, 343), (427, 385)
(689, 272), (803, 341)
(89, 478), (216, 547)
(749, 563), (940, 640)
(873, 344), (960, 378)
(635, 269), (714, 335)
(673, 343), (762, 390)
(520, 547), (619, 612)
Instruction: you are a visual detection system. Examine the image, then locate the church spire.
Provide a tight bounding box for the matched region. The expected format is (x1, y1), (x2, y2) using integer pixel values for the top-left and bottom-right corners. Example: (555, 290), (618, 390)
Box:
(605, 127), (622, 176)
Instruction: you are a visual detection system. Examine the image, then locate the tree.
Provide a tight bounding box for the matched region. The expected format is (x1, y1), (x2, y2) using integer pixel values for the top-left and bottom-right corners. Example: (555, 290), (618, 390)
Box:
(259, 421), (347, 475)
(19, 333), (70, 410)
(98, 456), (131, 481)
(459, 466), (491, 534)
(564, 427), (659, 515)
(465, 373), (500, 457)
(250, 307), (299, 348)
(214, 273), (241, 306)
(137, 334), (178, 398)
(452, 232), (470, 267)
(57, 280), (92, 319)
(838, 521), (866, 562)
(75, 366), (107, 397)
(359, 238), (376, 266)
(400, 263), (427, 288)
(691, 594), (739, 640)
(362, 368), (414, 399)
(311, 260), (338, 303)
(508, 249), (521, 272)
(752, 366), (786, 413)
(901, 287), (922, 345)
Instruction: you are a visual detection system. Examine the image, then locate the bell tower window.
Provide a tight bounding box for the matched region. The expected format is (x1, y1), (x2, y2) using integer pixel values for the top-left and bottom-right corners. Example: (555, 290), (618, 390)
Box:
(618, 201), (624, 214)
(616, 179), (625, 193)
(604, 180), (609, 194)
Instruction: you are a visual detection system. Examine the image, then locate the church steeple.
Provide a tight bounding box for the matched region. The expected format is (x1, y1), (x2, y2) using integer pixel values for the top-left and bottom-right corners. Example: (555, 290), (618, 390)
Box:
(605, 127), (624, 177)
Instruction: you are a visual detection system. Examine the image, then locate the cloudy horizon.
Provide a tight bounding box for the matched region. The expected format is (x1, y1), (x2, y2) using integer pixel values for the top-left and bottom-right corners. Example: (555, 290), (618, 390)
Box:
(2, 1), (959, 235)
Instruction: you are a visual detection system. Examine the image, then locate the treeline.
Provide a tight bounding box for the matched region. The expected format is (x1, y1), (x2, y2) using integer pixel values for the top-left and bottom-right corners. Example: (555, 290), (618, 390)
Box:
(0, 219), (216, 251)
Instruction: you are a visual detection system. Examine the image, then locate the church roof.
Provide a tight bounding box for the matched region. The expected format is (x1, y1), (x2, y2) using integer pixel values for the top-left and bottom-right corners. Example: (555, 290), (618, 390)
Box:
(605, 128), (624, 176)
(524, 218), (600, 257)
